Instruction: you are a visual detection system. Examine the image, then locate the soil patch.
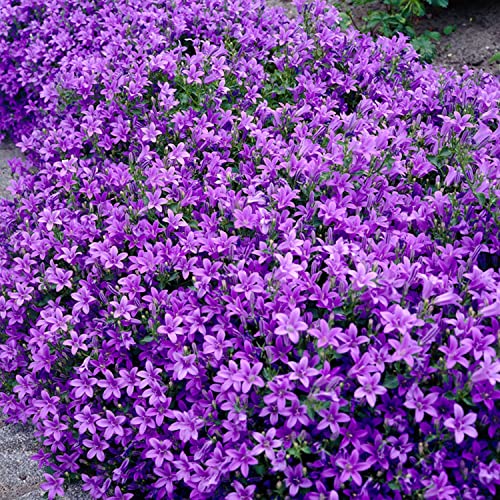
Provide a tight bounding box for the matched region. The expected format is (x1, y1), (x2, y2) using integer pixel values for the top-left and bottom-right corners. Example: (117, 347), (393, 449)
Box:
(417, 0), (500, 75)
(268, 0), (500, 76)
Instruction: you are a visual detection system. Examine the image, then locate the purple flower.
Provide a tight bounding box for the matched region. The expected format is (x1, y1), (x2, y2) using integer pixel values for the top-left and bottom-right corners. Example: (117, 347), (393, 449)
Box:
(444, 404), (478, 444)
(62, 330), (89, 356)
(283, 399), (310, 429)
(275, 253), (306, 281)
(101, 246), (128, 270)
(167, 410), (203, 442)
(226, 444), (258, 478)
(131, 405), (157, 435)
(284, 464), (313, 497)
(83, 434), (109, 462)
(438, 335), (471, 369)
(74, 406), (99, 435)
(233, 205), (258, 230)
(40, 474), (65, 500)
(380, 305), (424, 335)
(288, 355), (319, 388)
(424, 471), (458, 499)
(234, 359), (265, 393)
(145, 438), (174, 467)
(226, 481), (256, 500)
(317, 401), (350, 436)
(387, 433), (413, 463)
(263, 377), (296, 412)
(71, 285), (97, 314)
(141, 122), (162, 143)
(152, 464), (175, 497)
(335, 323), (369, 358)
(233, 271), (265, 300)
(347, 262), (378, 290)
(252, 428), (282, 460)
(275, 308), (308, 344)
(354, 373), (387, 407)
(403, 385), (438, 422)
(202, 330), (231, 361)
(335, 449), (371, 486)
(1, 0), (499, 496)
(96, 410), (126, 440)
(96, 369), (122, 400)
(388, 333), (421, 368)
(108, 486), (134, 500)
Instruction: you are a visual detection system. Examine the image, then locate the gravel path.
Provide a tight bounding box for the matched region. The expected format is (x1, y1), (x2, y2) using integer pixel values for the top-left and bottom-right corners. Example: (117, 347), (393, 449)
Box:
(0, 419), (87, 500)
(0, 141), (18, 200)
(0, 144), (46, 499)
(0, 143), (89, 499)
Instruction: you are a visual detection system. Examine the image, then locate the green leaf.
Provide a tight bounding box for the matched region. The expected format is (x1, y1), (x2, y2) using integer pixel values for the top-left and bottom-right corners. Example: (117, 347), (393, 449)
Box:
(426, 0), (448, 7)
(443, 25), (455, 36)
(253, 464), (267, 476)
(383, 374), (399, 389)
(307, 405), (316, 420)
(426, 31), (441, 41)
(460, 395), (474, 406)
(140, 335), (155, 344)
(388, 479), (401, 491)
(489, 52), (500, 63)
(476, 193), (487, 207)
(444, 391), (456, 400)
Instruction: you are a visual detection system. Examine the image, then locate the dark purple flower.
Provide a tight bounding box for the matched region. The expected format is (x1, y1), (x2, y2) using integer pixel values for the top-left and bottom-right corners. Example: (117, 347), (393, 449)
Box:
(285, 464), (313, 497)
(335, 449), (371, 486)
(96, 410), (126, 440)
(226, 444), (258, 478)
(288, 355), (319, 389)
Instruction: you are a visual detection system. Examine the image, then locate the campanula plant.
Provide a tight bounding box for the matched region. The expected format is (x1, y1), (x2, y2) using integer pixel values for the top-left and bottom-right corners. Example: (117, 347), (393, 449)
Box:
(0, 0), (499, 499)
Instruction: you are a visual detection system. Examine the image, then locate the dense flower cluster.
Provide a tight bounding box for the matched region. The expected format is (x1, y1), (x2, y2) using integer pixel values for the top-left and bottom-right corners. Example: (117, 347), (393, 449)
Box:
(0, 0), (499, 498)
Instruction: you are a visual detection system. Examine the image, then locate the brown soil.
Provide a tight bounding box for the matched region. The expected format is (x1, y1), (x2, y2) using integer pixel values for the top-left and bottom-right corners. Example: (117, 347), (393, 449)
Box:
(267, 0), (500, 76)
(417, 0), (500, 75)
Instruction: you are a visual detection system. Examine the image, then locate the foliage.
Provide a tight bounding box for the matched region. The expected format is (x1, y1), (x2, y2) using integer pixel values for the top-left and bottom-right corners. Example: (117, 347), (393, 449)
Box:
(0, 0), (499, 499)
(343, 0), (450, 61)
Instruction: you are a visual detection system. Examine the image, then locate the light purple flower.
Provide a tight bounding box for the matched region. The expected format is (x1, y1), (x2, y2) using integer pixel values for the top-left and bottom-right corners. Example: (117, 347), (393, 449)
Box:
(354, 373), (387, 407)
(444, 404), (478, 444)
(275, 308), (308, 344)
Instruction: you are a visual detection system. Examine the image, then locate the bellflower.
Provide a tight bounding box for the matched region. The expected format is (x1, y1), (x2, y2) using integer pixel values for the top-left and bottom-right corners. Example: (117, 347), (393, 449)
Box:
(0, 0), (498, 498)
(403, 385), (438, 422)
(444, 404), (478, 444)
(354, 373), (387, 407)
(335, 449), (371, 486)
(275, 307), (308, 344)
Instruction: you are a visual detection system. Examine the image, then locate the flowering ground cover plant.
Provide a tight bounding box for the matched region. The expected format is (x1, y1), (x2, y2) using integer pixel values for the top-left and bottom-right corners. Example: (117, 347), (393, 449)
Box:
(0, 0), (499, 498)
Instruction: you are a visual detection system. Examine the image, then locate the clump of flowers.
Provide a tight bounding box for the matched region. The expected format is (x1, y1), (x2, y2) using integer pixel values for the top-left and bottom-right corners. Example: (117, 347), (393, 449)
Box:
(0, 0), (499, 498)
